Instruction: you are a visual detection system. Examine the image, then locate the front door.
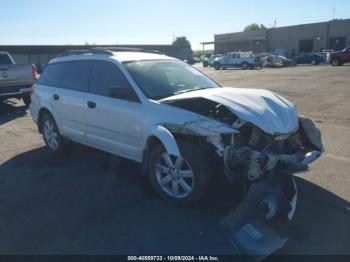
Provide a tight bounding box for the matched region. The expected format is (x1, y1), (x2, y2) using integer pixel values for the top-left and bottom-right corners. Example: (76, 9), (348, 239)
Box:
(85, 60), (143, 161)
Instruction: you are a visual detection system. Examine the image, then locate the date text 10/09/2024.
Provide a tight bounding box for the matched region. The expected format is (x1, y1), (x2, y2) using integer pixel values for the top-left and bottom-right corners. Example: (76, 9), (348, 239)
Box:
(127, 256), (220, 261)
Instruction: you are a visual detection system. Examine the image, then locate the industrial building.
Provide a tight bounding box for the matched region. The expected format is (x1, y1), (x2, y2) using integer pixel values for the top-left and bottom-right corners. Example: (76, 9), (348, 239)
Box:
(0, 44), (191, 73)
(213, 19), (350, 57)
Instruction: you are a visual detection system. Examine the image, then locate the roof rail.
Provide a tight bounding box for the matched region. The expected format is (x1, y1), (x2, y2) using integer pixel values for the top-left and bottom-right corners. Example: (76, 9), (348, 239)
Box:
(55, 47), (164, 58)
(55, 49), (111, 58)
(92, 47), (164, 55)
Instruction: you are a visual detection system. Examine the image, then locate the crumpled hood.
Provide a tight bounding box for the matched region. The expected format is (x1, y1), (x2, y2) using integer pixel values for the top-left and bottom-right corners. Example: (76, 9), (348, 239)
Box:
(162, 87), (299, 135)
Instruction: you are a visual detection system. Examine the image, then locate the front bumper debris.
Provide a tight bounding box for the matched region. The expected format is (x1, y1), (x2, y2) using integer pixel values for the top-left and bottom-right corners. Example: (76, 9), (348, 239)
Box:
(220, 171), (297, 259)
(219, 117), (324, 259)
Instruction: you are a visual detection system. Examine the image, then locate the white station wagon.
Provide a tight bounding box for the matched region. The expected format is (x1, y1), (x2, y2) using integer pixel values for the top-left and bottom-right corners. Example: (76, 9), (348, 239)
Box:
(30, 48), (323, 222)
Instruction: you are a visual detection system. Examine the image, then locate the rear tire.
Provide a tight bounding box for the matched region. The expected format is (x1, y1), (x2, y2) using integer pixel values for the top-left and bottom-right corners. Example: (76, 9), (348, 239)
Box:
(241, 62), (249, 70)
(331, 59), (342, 66)
(149, 140), (211, 207)
(40, 113), (65, 154)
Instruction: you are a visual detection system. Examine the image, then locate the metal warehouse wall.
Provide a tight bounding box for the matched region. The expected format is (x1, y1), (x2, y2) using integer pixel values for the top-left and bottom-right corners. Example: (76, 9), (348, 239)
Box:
(214, 19), (350, 56)
(214, 30), (267, 54)
(267, 19), (350, 56)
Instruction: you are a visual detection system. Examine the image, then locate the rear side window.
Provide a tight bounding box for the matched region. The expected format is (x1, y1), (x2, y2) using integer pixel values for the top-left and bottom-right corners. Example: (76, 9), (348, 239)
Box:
(62, 61), (92, 92)
(89, 61), (131, 96)
(0, 54), (13, 65)
(38, 63), (69, 87)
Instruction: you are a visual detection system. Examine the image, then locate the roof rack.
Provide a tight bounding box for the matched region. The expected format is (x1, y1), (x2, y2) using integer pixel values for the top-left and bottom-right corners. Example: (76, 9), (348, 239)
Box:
(92, 47), (164, 55)
(55, 47), (164, 58)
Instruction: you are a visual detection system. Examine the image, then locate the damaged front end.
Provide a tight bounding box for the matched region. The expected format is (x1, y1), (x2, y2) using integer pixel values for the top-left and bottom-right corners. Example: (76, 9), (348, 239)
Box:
(221, 117), (323, 220)
(162, 95), (323, 258)
(218, 117), (323, 258)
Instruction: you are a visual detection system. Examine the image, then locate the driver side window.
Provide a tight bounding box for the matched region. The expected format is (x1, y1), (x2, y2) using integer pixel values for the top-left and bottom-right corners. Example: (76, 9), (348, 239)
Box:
(89, 61), (138, 101)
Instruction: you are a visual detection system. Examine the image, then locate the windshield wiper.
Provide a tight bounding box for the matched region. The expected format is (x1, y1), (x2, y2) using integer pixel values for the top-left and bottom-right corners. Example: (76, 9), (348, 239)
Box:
(172, 86), (211, 95)
(154, 87), (213, 100)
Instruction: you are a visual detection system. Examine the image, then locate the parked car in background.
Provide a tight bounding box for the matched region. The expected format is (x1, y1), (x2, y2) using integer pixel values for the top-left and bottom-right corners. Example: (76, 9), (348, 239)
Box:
(318, 49), (334, 63)
(213, 51), (256, 70)
(260, 55), (296, 68)
(293, 52), (324, 65)
(330, 46), (350, 66)
(201, 54), (211, 67)
(208, 54), (224, 67)
(0, 51), (38, 106)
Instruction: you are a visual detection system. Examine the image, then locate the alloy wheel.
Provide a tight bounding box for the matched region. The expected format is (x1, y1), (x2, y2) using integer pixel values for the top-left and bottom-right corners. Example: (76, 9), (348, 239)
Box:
(155, 153), (194, 198)
(43, 119), (59, 150)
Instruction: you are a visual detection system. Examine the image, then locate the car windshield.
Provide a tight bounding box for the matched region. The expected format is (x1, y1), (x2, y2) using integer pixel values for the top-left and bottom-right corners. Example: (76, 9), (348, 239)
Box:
(123, 60), (220, 100)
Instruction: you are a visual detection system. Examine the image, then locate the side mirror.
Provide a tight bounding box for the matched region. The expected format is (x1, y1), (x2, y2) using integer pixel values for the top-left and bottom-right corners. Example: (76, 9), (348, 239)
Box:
(109, 86), (140, 102)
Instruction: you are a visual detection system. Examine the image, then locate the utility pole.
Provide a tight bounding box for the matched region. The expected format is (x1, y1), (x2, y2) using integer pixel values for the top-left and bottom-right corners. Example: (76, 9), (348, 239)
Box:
(332, 8), (336, 20)
(274, 19), (277, 28)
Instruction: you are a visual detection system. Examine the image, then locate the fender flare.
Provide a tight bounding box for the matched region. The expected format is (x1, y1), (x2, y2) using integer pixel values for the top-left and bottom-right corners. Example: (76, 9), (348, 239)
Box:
(150, 125), (181, 156)
(38, 101), (64, 135)
(141, 125), (181, 176)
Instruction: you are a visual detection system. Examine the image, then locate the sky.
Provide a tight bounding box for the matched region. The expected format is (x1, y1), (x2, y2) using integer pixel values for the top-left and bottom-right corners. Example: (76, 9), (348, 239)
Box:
(2, 0), (350, 50)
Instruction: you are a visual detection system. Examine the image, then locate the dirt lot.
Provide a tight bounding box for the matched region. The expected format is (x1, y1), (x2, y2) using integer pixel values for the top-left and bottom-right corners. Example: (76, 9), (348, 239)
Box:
(0, 65), (349, 255)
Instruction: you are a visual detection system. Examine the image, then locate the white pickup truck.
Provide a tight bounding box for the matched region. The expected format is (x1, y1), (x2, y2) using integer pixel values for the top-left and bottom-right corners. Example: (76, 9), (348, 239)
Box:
(0, 51), (38, 106)
(213, 51), (257, 70)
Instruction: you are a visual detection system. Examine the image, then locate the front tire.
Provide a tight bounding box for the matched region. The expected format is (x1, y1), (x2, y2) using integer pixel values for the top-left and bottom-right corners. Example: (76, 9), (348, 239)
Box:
(40, 113), (65, 154)
(214, 63), (221, 70)
(149, 140), (211, 206)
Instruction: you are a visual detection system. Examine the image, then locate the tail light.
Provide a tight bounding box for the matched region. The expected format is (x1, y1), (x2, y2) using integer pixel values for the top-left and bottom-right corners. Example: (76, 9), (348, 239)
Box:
(30, 64), (38, 95)
(32, 64), (38, 80)
(29, 84), (35, 95)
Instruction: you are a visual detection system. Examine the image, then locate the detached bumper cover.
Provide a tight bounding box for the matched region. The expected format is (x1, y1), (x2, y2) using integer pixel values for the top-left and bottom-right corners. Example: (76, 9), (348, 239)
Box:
(221, 172), (297, 259)
(219, 117), (323, 258)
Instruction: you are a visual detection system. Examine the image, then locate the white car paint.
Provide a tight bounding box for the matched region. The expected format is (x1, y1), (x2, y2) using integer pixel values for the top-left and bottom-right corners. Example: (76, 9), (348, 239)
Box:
(215, 51), (256, 68)
(161, 87), (299, 135)
(31, 51), (299, 164)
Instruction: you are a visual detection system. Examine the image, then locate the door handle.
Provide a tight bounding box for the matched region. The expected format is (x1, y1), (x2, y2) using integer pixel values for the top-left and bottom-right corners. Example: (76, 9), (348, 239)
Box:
(53, 94), (59, 100)
(87, 101), (96, 109)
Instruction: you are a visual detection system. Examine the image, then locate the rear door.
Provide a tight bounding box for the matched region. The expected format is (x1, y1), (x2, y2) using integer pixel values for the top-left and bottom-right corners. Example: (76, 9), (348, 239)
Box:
(235, 53), (242, 65)
(296, 53), (306, 63)
(85, 60), (143, 161)
(48, 61), (92, 142)
(225, 53), (236, 66)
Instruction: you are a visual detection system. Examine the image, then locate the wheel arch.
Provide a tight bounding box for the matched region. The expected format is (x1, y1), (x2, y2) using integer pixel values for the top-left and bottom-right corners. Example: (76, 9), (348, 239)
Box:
(37, 107), (62, 134)
(141, 125), (182, 175)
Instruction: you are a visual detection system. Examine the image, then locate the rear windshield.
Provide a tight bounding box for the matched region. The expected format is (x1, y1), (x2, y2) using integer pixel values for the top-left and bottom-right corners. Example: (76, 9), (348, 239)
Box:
(0, 54), (14, 65)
